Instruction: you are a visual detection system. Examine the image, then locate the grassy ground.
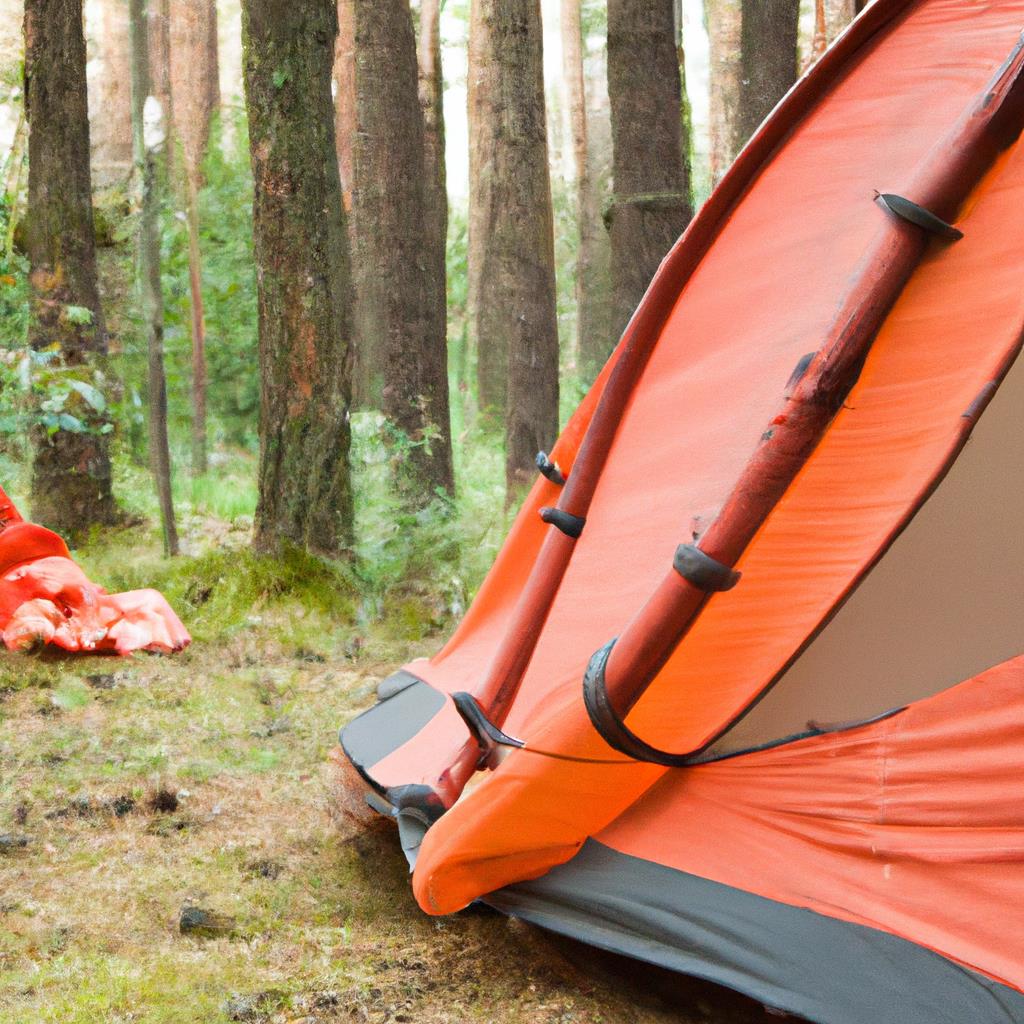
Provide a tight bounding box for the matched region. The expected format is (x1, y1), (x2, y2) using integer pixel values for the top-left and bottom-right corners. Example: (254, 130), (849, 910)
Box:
(0, 521), (774, 1024)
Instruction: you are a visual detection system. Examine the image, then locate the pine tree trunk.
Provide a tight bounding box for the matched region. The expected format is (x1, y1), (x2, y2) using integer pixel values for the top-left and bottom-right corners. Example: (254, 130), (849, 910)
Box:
(706, 0), (741, 186)
(578, 22), (613, 383)
(561, 0), (589, 371)
(148, 0), (174, 177)
(607, 0), (691, 340)
(170, 0), (219, 476)
(242, 0), (354, 556)
(129, 0), (178, 556)
(91, 0), (133, 186)
(416, 0), (453, 495)
(332, 0), (355, 204)
(468, 0), (559, 491)
(350, 0), (453, 499)
(826, 0), (857, 42)
(735, 0), (799, 152)
(24, 0), (116, 540)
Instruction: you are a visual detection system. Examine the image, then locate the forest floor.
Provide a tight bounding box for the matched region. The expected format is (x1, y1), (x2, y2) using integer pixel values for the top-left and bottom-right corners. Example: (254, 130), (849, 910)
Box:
(0, 519), (776, 1024)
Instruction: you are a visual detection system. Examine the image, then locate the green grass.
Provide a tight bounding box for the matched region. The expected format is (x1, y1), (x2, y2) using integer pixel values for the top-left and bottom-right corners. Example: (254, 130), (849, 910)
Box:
(0, 521), (709, 1024)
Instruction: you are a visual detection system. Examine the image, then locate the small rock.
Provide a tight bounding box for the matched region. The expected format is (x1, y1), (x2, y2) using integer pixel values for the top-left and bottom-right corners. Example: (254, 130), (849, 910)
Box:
(106, 795), (136, 817)
(179, 904), (235, 938)
(251, 716), (291, 739)
(224, 994), (266, 1022)
(246, 858), (283, 880)
(0, 834), (30, 853)
(85, 674), (116, 690)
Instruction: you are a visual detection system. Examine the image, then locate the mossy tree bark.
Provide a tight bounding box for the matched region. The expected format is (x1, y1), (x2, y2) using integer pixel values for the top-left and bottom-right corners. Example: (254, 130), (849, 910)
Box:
(24, 0), (116, 540)
(242, 0), (354, 556)
(607, 0), (692, 340)
(349, 0), (453, 500)
(735, 0), (799, 152)
(129, 0), (178, 555)
(468, 0), (559, 463)
(170, 0), (219, 476)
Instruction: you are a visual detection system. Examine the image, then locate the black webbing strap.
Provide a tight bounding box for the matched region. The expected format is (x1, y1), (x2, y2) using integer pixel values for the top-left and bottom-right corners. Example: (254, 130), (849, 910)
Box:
(582, 639), (697, 767)
(535, 451), (566, 486)
(673, 544), (741, 592)
(540, 507), (585, 538)
(875, 192), (964, 240)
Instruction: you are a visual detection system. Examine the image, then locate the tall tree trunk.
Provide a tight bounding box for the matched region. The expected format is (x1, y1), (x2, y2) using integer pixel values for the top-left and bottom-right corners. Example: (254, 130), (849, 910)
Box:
(242, 0), (354, 556)
(90, 0), (133, 186)
(735, 0), (799, 152)
(332, 0), (355, 205)
(468, 0), (559, 491)
(826, 0), (857, 42)
(561, 0), (589, 371)
(24, 0), (116, 540)
(607, 0), (691, 340)
(810, 0), (828, 64)
(129, 0), (178, 555)
(416, 0), (453, 494)
(577, 17), (613, 383)
(706, 0), (742, 186)
(170, 0), (219, 476)
(349, 0), (453, 499)
(147, 0), (174, 177)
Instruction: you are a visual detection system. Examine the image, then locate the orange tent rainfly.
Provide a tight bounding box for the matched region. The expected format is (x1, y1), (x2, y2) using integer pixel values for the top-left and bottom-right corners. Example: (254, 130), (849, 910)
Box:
(0, 485), (190, 655)
(339, 2), (1024, 1020)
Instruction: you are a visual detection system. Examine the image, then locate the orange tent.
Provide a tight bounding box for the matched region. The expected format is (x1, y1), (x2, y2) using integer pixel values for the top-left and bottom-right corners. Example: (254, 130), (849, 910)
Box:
(340, 2), (1024, 1019)
(0, 486), (189, 654)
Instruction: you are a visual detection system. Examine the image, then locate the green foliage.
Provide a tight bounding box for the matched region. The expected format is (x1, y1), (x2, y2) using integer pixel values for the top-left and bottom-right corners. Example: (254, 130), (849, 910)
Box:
(157, 110), (259, 452)
(0, 193), (29, 350)
(82, 530), (357, 645)
(350, 410), (510, 624)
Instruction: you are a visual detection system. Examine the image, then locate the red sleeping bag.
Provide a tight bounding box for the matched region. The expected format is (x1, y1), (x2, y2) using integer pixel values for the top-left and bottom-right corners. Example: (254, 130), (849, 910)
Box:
(0, 486), (190, 655)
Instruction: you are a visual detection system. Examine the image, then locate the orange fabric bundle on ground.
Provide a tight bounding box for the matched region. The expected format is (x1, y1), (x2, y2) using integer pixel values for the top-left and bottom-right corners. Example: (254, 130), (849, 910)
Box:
(0, 487), (190, 655)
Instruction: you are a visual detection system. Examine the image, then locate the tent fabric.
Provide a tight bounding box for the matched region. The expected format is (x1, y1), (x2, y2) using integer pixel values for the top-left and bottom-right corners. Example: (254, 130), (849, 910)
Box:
(339, 1), (1024, 1019)
(0, 486), (190, 655)
(489, 841), (1024, 1024)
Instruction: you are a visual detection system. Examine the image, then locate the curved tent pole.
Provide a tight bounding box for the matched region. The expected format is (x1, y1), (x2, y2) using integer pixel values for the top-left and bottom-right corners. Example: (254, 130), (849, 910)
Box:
(584, 33), (1024, 765)
(431, 0), (922, 808)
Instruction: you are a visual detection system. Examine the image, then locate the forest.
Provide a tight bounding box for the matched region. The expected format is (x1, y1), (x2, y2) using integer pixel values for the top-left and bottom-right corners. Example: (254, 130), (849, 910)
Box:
(0, 1), (865, 1022)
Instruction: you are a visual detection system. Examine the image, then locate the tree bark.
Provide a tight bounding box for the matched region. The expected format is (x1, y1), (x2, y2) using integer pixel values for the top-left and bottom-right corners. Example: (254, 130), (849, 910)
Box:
(24, 0), (116, 540)
(468, 0), (559, 491)
(416, 0), (453, 496)
(706, 0), (741, 186)
(147, 0), (174, 176)
(826, 0), (857, 42)
(349, 0), (453, 499)
(607, 0), (691, 340)
(242, 0), (354, 556)
(333, 0), (355, 205)
(129, 0), (178, 555)
(90, 0), (133, 186)
(735, 0), (799, 152)
(577, 16), (613, 384)
(170, 0), (219, 476)
(561, 0), (588, 371)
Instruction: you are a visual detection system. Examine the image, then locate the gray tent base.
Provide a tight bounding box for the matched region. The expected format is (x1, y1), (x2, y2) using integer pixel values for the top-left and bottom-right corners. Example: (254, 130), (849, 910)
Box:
(485, 841), (1024, 1024)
